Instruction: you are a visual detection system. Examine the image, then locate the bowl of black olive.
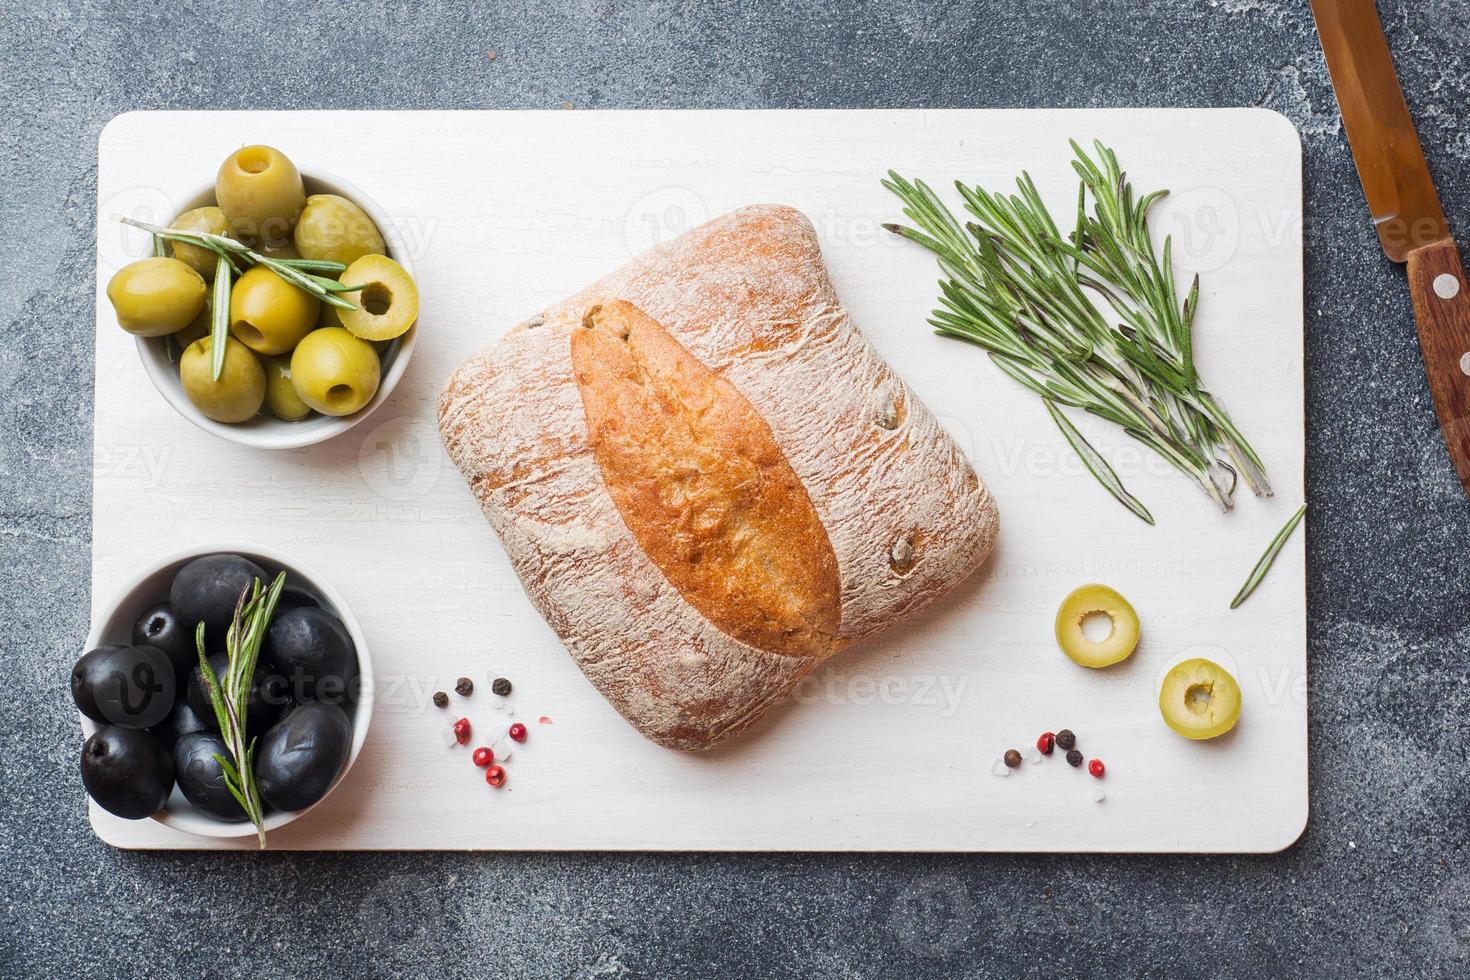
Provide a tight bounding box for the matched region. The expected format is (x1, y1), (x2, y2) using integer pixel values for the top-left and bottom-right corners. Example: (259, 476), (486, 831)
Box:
(75, 544), (373, 838)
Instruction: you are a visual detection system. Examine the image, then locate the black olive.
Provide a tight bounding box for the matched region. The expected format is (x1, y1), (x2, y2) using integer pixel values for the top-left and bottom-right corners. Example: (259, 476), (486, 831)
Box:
(130, 603), (195, 693)
(76, 645), (177, 729)
(187, 652), (289, 735)
(170, 553), (267, 642)
(174, 731), (248, 822)
(254, 702), (353, 812)
(266, 607), (357, 705)
(71, 646), (123, 722)
(81, 726), (174, 819)
(150, 701), (208, 752)
(275, 586), (320, 612)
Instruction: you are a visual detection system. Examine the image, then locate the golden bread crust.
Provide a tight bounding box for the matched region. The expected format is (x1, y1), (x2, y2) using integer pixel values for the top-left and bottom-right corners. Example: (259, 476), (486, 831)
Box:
(571, 299), (841, 659)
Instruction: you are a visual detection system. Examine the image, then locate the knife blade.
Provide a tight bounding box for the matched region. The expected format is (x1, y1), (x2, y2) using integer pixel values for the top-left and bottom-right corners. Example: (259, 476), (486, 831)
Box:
(1311, 0), (1470, 495)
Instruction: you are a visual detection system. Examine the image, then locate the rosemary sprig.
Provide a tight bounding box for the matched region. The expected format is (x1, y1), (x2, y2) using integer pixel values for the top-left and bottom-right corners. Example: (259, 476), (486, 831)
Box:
(120, 217), (353, 382)
(1230, 503), (1306, 609)
(1045, 399), (1154, 525)
(210, 253), (231, 380)
(884, 141), (1271, 518)
(121, 216), (353, 309)
(194, 571), (286, 848)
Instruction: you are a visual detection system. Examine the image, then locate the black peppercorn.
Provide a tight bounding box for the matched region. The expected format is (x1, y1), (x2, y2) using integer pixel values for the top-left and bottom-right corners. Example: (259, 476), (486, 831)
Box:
(491, 677), (512, 697)
(432, 691), (449, 709)
(1003, 749), (1022, 769)
(455, 676), (474, 697)
(1055, 729), (1076, 751)
(1066, 749), (1083, 767)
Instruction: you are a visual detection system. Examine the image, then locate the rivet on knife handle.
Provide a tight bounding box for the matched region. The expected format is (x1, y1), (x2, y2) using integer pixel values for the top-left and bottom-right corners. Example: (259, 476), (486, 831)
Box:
(1407, 237), (1470, 491)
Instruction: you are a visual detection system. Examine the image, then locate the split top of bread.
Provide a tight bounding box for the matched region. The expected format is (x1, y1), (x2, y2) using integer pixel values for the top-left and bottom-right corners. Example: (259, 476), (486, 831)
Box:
(439, 205), (998, 750)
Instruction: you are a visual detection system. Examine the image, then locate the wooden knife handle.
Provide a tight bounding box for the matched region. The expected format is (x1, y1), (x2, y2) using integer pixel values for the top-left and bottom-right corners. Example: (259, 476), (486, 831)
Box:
(1408, 237), (1470, 493)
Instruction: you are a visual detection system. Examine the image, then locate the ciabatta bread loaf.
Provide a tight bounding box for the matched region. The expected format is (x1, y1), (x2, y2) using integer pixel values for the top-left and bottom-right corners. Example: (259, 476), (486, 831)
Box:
(438, 205), (998, 750)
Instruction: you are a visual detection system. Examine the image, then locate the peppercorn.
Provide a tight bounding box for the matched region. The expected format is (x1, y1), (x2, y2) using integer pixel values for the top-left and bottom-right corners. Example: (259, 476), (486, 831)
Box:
(1088, 759), (1105, 778)
(1065, 749), (1083, 767)
(455, 676), (474, 697)
(491, 677), (512, 697)
(509, 722), (528, 743)
(472, 746), (494, 768)
(1003, 749), (1022, 768)
(1037, 732), (1055, 755)
(1055, 729), (1076, 751)
(452, 718), (472, 745)
(485, 764), (506, 788)
(432, 691), (449, 709)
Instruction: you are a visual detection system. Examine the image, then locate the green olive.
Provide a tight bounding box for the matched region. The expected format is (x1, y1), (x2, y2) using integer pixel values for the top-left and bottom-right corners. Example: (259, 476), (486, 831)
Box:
(173, 302), (212, 350)
(215, 145), (305, 247)
(229, 265), (320, 356)
(169, 206), (229, 280)
(293, 194), (385, 265)
(263, 355), (313, 422)
(180, 336), (265, 423)
(1055, 584), (1140, 668)
(290, 327), (380, 416)
(337, 254), (418, 341)
(257, 239), (300, 261)
(107, 257), (208, 337)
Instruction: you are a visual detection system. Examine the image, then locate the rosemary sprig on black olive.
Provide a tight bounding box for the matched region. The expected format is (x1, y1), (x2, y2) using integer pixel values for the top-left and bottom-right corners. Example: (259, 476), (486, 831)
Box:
(193, 571), (286, 848)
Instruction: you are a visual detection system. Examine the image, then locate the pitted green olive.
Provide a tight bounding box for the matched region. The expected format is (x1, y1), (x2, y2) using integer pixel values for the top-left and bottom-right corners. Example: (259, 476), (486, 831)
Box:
(215, 145), (305, 247)
(337, 254), (418, 342)
(229, 265), (319, 356)
(290, 327), (380, 416)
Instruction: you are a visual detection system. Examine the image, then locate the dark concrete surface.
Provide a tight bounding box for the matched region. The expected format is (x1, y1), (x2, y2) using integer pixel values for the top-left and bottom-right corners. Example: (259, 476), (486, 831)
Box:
(3, 0), (1469, 976)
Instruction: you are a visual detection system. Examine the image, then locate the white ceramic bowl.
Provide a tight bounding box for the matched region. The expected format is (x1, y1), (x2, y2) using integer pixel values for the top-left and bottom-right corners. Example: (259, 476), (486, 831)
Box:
(82, 543), (374, 838)
(135, 170), (417, 450)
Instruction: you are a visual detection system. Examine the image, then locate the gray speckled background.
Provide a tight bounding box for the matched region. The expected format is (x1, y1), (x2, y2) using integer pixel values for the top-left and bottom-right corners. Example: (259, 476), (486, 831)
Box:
(4, 0), (1470, 976)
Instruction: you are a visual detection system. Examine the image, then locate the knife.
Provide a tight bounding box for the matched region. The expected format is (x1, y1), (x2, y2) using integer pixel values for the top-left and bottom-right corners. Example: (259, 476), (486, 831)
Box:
(1310, 0), (1470, 494)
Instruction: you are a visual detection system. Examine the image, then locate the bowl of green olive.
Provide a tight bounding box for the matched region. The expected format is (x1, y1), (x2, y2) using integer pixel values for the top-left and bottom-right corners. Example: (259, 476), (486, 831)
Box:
(108, 145), (421, 449)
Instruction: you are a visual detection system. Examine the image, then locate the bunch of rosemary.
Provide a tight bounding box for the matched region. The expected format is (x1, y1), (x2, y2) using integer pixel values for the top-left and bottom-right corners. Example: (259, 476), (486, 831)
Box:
(883, 140), (1270, 522)
(194, 571), (286, 848)
(120, 216), (359, 381)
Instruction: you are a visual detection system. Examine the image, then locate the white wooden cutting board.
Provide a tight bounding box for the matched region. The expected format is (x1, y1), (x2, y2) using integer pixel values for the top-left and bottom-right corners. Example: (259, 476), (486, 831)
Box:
(91, 109), (1305, 851)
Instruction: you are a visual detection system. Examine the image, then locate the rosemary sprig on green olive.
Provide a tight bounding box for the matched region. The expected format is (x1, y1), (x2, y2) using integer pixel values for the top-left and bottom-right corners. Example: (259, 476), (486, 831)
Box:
(210, 253), (231, 380)
(884, 140), (1270, 520)
(1230, 503), (1306, 609)
(121, 216), (352, 308)
(194, 571), (286, 848)
(120, 217), (354, 381)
